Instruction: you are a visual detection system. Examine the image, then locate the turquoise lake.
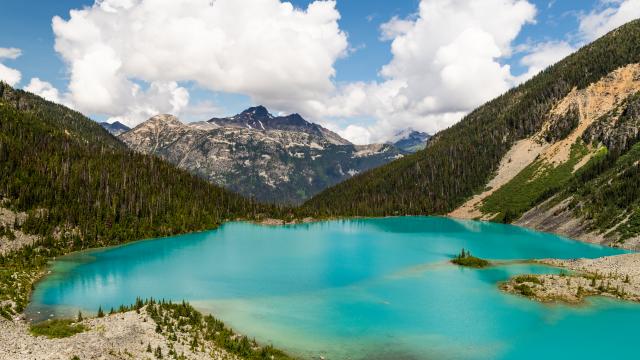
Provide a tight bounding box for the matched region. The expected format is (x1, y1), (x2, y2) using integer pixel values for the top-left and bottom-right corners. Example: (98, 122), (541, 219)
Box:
(28, 217), (637, 360)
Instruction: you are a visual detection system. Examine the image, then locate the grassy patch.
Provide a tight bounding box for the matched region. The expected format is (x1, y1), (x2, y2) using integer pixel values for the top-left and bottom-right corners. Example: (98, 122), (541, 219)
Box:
(513, 283), (535, 297)
(481, 141), (590, 223)
(29, 319), (86, 338)
(451, 249), (490, 268)
(513, 274), (543, 285)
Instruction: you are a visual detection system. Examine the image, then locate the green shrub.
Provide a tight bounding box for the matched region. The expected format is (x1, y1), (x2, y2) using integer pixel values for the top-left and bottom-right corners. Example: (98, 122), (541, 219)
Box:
(29, 319), (86, 338)
(513, 275), (542, 285)
(514, 284), (535, 297)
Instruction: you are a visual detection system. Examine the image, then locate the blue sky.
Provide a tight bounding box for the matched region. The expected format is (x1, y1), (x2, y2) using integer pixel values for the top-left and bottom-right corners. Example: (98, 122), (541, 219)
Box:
(0, 0), (638, 143)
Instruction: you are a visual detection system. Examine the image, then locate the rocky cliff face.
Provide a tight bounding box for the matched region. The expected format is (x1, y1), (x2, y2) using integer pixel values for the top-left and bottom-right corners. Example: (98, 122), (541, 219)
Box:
(120, 109), (403, 204)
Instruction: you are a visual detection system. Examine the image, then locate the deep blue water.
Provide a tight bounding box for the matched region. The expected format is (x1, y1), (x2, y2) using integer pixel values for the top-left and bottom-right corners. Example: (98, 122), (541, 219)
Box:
(28, 217), (636, 359)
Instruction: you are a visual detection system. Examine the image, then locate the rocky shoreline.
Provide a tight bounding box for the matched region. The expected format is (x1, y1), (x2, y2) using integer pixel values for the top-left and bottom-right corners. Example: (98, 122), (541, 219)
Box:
(0, 306), (240, 360)
(254, 217), (317, 226)
(501, 253), (640, 304)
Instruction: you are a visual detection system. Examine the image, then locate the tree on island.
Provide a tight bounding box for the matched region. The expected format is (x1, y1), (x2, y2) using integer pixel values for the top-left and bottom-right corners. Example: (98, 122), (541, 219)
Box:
(451, 248), (490, 268)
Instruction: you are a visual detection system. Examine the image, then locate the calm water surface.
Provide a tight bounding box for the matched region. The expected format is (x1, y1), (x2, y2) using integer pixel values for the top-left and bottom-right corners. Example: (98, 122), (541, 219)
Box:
(28, 217), (636, 360)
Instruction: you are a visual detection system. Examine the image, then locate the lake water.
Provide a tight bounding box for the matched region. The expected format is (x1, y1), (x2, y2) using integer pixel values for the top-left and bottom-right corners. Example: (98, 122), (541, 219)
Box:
(28, 217), (636, 359)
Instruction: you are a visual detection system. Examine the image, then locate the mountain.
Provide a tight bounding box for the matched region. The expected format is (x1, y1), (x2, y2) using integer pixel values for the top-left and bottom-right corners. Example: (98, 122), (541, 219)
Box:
(392, 130), (431, 153)
(303, 20), (640, 249)
(120, 108), (403, 204)
(99, 120), (130, 136)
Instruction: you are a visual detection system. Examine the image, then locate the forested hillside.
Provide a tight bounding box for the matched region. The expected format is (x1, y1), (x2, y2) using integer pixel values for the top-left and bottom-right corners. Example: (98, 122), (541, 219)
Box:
(0, 83), (279, 313)
(302, 20), (640, 226)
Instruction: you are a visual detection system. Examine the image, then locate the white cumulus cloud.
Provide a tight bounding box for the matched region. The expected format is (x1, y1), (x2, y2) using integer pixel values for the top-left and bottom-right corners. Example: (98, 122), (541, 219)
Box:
(579, 0), (640, 41)
(0, 47), (22, 86)
(51, 0), (348, 127)
(24, 78), (64, 104)
(516, 41), (576, 83)
(307, 0), (537, 143)
(0, 48), (22, 60)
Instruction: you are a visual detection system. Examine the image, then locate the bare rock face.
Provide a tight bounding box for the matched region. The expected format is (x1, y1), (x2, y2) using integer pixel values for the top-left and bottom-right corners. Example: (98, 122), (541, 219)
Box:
(120, 108), (403, 204)
(582, 93), (640, 154)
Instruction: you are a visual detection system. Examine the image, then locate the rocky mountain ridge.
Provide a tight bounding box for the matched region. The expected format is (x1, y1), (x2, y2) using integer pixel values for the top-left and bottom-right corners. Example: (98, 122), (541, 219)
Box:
(120, 108), (404, 204)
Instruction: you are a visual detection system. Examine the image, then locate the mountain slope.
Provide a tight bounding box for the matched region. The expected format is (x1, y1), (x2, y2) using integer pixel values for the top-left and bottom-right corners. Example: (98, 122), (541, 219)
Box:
(0, 84), (264, 244)
(120, 109), (403, 204)
(302, 20), (640, 247)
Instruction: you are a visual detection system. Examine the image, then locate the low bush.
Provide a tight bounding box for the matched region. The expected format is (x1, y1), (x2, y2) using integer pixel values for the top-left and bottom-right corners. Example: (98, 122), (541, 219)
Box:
(29, 319), (86, 338)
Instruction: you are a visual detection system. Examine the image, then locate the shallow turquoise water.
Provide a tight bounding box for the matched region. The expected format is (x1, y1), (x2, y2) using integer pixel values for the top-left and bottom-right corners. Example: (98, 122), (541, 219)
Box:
(28, 217), (635, 359)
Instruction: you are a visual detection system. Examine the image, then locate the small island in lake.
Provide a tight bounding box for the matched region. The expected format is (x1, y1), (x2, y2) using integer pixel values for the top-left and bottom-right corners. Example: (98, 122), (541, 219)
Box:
(451, 249), (490, 268)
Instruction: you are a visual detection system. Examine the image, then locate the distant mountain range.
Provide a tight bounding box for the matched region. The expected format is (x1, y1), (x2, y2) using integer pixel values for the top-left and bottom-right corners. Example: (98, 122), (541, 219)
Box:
(115, 107), (414, 204)
(99, 121), (130, 136)
(392, 130), (431, 153)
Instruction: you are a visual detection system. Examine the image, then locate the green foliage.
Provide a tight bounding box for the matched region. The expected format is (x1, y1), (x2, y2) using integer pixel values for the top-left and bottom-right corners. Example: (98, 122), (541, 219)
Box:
(481, 141), (590, 222)
(513, 284), (535, 297)
(451, 248), (489, 268)
(29, 319), (86, 338)
(563, 142), (640, 241)
(302, 20), (640, 218)
(0, 225), (15, 240)
(513, 275), (543, 285)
